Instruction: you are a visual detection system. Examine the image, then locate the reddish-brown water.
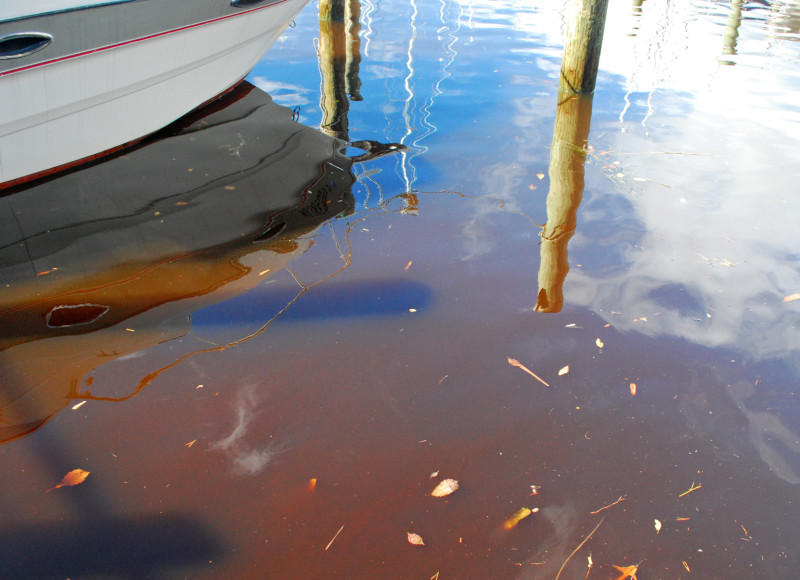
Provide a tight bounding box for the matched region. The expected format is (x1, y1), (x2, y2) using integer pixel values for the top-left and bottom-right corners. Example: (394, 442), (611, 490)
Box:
(2, 1), (800, 578)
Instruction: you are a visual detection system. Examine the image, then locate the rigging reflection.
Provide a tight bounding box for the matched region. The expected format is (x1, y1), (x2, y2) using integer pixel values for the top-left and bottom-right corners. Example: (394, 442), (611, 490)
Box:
(0, 82), (360, 445)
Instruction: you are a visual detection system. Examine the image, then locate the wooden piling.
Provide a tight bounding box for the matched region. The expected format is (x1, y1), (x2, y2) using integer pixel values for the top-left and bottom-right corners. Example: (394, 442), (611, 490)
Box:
(560, 0), (610, 94)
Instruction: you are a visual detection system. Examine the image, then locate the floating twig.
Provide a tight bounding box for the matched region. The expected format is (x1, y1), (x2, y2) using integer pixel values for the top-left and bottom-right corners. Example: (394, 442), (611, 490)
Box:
(325, 525), (345, 551)
(678, 482), (702, 498)
(507, 357), (550, 387)
(589, 495), (625, 515)
(554, 517), (604, 580)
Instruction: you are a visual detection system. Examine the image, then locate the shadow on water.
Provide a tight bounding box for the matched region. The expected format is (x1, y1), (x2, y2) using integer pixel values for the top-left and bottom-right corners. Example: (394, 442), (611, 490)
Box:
(0, 511), (221, 579)
(192, 276), (432, 325)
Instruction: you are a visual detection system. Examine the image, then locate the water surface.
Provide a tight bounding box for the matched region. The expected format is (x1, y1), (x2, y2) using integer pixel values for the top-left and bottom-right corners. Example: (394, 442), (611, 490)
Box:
(2, 0), (800, 578)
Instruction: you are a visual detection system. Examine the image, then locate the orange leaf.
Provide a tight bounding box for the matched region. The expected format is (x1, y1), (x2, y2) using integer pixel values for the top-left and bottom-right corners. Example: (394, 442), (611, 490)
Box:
(503, 507), (533, 530)
(613, 564), (639, 580)
(46, 469), (90, 493)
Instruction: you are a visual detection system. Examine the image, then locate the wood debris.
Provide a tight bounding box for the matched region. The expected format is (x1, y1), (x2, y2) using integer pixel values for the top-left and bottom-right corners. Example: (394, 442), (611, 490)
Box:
(678, 482), (702, 498)
(507, 357), (550, 386)
(589, 495), (625, 515)
(325, 525), (345, 551)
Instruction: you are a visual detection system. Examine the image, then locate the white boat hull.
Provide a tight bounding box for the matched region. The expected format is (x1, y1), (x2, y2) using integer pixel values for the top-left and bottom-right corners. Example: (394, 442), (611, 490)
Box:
(0, 0), (308, 188)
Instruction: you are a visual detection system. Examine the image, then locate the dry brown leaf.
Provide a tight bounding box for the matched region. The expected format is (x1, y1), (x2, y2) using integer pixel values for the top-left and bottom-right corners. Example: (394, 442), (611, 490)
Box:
(407, 532), (425, 546)
(431, 478), (459, 497)
(613, 563), (639, 580)
(558, 365), (570, 376)
(46, 469), (90, 493)
(503, 507), (532, 530)
(785, 293), (800, 302)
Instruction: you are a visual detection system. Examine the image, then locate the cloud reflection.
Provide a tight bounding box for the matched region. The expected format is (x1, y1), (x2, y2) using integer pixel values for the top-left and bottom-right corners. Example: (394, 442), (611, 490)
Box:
(212, 384), (283, 476)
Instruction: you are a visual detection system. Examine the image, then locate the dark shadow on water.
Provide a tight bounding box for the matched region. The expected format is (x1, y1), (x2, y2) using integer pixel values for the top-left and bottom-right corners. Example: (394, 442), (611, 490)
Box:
(0, 512), (222, 580)
(191, 277), (433, 325)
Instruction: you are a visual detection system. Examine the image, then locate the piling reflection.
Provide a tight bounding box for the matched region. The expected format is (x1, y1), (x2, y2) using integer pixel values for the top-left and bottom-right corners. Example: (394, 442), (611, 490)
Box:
(0, 82), (357, 444)
(720, 0), (743, 65)
(628, 0), (647, 36)
(536, 101), (594, 312)
(319, 0), (363, 139)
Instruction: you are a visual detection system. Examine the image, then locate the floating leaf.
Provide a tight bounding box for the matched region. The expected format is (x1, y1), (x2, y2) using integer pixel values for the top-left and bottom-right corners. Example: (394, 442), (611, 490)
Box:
(613, 563), (639, 580)
(431, 478), (459, 497)
(785, 293), (800, 302)
(558, 365), (570, 376)
(596, 338), (604, 348)
(308, 478), (317, 492)
(654, 519), (662, 533)
(46, 469), (90, 493)
(503, 507), (532, 530)
(536, 173), (545, 180)
(630, 382), (637, 396)
(407, 532), (425, 546)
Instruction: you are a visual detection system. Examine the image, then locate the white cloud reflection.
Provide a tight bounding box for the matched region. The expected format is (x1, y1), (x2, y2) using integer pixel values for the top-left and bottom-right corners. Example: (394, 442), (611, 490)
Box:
(212, 384), (283, 476)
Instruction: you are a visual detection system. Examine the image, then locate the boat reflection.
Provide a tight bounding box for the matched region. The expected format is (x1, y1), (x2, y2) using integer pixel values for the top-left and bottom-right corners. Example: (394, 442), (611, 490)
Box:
(0, 82), (357, 444)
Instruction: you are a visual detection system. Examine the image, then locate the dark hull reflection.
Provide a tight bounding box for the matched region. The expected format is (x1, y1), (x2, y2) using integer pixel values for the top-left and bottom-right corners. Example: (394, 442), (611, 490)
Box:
(0, 82), (356, 444)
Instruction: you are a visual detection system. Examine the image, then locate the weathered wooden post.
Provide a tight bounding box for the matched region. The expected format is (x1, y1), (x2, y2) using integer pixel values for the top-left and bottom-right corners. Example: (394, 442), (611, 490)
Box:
(535, 94), (594, 313)
(319, 0), (349, 139)
(559, 0), (610, 94)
